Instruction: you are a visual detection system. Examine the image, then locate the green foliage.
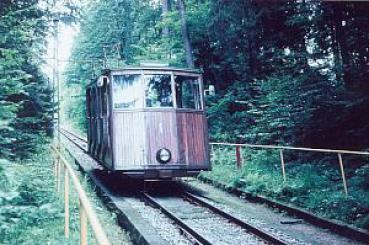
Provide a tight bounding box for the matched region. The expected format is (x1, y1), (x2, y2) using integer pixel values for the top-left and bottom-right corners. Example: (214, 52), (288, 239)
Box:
(0, 0), (53, 160)
(0, 139), (66, 244)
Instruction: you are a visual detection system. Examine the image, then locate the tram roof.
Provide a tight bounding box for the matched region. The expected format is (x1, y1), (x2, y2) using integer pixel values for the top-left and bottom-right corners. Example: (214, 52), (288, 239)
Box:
(107, 66), (202, 74)
(86, 66), (202, 88)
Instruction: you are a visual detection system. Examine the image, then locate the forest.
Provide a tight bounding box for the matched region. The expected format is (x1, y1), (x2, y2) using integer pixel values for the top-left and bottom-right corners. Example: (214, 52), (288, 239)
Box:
(63, 0), (369, 151)
(1, 0), (369, 242)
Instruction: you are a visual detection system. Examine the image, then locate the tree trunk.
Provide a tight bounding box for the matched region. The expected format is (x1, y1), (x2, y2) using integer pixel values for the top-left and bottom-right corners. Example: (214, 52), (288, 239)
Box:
(178, 0), (195, 68)
(161, 0), (170, 37)
(334, 6), (350, 84)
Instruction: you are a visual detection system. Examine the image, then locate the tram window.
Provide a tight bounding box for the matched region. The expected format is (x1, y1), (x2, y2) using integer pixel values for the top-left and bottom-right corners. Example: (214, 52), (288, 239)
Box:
(112, 75), (143, 109)
(144, 74), (173, 108)
(175, 76), (202, 110)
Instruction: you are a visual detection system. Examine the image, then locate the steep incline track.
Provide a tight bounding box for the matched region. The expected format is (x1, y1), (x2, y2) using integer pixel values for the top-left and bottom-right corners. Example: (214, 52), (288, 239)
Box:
(59, 128), (368, 245)
(60, 128), (288, 244)
(143, 192), (287, 245)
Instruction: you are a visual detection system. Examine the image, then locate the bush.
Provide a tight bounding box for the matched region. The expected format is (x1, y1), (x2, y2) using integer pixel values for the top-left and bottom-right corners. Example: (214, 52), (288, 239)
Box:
(0, 140), (68, 244)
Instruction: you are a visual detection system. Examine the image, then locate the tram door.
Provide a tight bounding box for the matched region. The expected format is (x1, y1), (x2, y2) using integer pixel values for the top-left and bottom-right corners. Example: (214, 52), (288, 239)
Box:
(86, 88), (92, 152)
(90, 87), (98, 156)
(99, 78), (110, 162)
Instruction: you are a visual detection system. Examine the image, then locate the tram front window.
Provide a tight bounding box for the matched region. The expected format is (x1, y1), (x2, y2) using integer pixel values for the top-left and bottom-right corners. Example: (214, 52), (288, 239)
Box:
(112, 74), (143, 109)
(175, 76), (202, 110)
(144, 74), (173, 108)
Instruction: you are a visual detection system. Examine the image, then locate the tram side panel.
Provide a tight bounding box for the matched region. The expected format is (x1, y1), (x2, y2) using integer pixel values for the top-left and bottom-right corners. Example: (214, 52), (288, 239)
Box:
(176, 111), (210, 170)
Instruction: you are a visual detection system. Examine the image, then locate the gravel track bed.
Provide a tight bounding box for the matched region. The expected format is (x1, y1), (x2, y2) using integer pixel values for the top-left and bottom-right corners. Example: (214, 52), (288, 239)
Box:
(184, 180), (361, 245)
(190, 194), (300, 244)
(153, 196), (268, 245)
(125, 197), (193, 245)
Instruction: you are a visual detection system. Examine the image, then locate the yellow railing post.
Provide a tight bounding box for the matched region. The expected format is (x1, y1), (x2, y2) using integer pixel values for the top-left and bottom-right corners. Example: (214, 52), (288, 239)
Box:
(64, 168), (70, 238)
(279, 150), (287, 182)
(338, 153), (348, 197)
(80, 200), (88, 245)
(53, 159), (57, 178)
(51, 146), (111, 245)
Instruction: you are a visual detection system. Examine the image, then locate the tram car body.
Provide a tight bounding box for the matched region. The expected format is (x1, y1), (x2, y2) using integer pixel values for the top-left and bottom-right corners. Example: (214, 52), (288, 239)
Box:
(86, 66), (210, 179)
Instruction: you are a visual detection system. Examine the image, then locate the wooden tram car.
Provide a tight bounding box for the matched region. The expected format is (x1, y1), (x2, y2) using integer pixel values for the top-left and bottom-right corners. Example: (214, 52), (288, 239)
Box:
(86, 66), (210, 179)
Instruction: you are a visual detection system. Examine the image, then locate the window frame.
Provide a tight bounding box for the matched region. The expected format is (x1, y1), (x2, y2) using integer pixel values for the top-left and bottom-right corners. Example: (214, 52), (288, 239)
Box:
(143, 71), (175, 109)
(110, 69), (204, 111)
(111, 72), (144, 110)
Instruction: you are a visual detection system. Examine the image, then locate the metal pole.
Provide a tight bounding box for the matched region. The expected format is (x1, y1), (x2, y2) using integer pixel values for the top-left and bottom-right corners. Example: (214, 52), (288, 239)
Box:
(80, 200), (88, 245)
(338, 153), (348, 197)
(55, 19), (61, 147)
(279, 150), (286, 182)
(57, 157), (61, 193)
(236, 146), (242, 169)
(64, 169), (70, 238)
(52, 19), (60, 146)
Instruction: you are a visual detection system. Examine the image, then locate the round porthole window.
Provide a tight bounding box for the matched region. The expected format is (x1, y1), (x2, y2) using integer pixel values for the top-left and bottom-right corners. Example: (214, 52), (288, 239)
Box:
(156, 148), (171, 164)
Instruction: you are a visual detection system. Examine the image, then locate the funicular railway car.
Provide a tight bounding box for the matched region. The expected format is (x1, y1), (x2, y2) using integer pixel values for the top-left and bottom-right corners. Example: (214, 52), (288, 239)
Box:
(86, 66), (210, 179)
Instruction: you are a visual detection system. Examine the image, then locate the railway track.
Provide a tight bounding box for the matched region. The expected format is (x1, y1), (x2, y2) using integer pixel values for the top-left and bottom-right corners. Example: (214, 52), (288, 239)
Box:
(60, 128), (289, 244)
(59, 128), (88, 151)
(143, 191), (287, 245)
(59, 128), (368, 245)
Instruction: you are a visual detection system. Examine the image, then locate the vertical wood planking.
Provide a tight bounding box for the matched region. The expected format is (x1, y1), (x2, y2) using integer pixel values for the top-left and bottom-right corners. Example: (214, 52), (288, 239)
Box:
(145, 111), (179, 165)
(177, 112), (207, 166)
(112, 109), (209, 169)
(113, 111), (145, 169)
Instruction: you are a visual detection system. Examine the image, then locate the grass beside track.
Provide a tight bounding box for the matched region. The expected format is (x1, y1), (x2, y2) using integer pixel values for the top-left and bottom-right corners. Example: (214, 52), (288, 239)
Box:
(200, 147), (369, 231)
(0, 138), (132, 244)
(0, 139), (68, 244)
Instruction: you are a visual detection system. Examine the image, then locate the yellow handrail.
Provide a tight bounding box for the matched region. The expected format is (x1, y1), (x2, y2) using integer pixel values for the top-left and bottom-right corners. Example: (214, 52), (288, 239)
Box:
(210, 142), (369, 155)
(51, 145), (111, 245)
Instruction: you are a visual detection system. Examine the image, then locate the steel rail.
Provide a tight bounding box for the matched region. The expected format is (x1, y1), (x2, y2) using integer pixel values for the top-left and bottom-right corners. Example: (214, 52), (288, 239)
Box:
(142, 193), (212, 245)
(211, 142), (369, 156)
(198, 175), (369, 244)
(143, 192), (289, 245)
(182, 191), (288, 245)
(60, 127), (88, 142)
(59, 128), (88, 152)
